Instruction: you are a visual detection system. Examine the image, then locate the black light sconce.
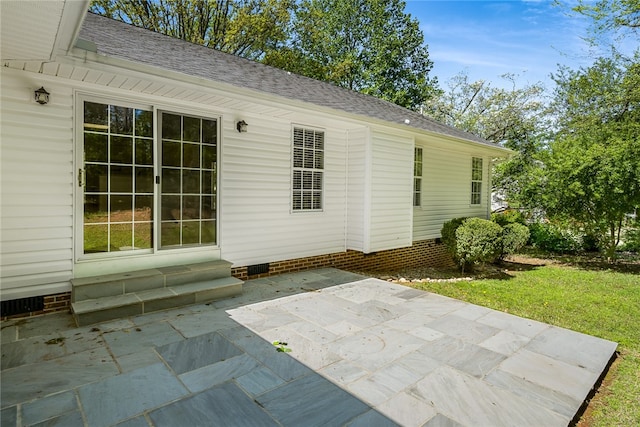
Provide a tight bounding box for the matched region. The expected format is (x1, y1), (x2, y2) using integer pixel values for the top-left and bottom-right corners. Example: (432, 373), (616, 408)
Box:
(236, 120), (248, 133)
(34, 86), (50, 105)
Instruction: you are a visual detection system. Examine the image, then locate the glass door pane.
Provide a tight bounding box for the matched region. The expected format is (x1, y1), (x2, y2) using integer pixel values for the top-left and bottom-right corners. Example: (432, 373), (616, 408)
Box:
(160, 112), (217, 248)
(83, 101), (154, 254)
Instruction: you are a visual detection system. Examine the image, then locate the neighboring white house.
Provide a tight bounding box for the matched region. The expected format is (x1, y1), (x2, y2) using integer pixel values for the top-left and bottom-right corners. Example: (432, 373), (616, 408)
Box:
(0, 2), (508, 315)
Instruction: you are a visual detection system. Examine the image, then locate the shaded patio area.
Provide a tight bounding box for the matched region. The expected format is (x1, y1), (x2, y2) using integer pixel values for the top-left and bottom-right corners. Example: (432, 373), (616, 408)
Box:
(1, 268), (616, 426)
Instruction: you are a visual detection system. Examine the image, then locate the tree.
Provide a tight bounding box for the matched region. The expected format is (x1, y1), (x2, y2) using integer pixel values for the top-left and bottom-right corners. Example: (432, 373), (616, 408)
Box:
(263, 0), (438, 110)
(572, 0), (640, 41)
(545, 55), (640, 257)
(423, 72), (548, 148)
(90, 0), (294, 60)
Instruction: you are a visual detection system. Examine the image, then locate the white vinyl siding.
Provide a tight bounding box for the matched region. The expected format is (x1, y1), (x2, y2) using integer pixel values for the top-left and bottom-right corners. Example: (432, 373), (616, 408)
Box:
(346, 127), (369, 251)
(1, 57), (505, 300)
(220, 116), (348, 266)
(0, 72), (74, 300)
(368, 130), (414, 252)
(412, 141), (489, 241)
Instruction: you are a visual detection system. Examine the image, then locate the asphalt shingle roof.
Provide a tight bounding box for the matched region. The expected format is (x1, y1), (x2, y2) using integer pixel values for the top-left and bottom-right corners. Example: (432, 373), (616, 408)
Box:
(79, 13), (499, 148)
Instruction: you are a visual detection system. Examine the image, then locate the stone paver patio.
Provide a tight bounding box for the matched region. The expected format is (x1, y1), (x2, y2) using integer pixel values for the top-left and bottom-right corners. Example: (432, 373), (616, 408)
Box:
(1, 268), (616, 426)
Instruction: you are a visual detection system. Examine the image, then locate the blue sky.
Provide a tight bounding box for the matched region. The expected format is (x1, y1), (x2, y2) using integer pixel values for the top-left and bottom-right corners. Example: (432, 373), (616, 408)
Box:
(404, 0), (611, 90)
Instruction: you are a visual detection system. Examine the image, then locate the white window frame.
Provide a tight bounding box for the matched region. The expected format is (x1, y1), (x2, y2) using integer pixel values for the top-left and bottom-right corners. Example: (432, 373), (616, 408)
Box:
(291, 126), (324, 212)
(471, 156), (483, 205)
(413, 147), (423, 207)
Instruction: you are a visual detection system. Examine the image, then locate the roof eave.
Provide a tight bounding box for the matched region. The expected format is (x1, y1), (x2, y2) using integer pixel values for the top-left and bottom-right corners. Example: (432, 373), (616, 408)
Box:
(51, 0), (92, 60)
(65, 47), (509, 154)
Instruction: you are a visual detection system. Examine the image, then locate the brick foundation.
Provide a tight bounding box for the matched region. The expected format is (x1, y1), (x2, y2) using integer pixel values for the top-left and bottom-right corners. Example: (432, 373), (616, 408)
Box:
(2, 239), (451, 320)
(232, 238), (453, 280)
(1, 292), (71, 321)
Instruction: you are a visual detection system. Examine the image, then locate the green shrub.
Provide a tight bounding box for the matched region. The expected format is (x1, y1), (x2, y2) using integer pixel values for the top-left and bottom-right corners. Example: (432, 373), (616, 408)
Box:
(620, 227), (640, 252)
(582, 232), (602, 252)
(455, 218), (503, 270)
(491, 210), (526, 227)
(502, 223), (530, 257)
(528, 222), (582, 253)
(441, 217), (467, 262)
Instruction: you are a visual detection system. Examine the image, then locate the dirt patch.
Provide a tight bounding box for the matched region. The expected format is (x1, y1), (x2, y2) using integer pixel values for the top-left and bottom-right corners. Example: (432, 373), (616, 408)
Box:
(574, 352), (622, 427)
(519, 251), (640, 274)
(44, 337), (65, 345)
(358, 252), (639, 282)
(357, 255), (545, 283)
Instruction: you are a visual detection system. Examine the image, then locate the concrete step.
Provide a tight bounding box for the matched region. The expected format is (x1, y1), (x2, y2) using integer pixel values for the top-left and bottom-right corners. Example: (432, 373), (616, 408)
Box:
(71, 276), (243, 326)
(71, 260), (233, 303)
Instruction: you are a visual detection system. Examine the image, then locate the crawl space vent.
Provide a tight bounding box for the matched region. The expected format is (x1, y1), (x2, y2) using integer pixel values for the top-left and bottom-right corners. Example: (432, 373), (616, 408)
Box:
(1, 296), (44, 317)
(247, 263), (270, 276)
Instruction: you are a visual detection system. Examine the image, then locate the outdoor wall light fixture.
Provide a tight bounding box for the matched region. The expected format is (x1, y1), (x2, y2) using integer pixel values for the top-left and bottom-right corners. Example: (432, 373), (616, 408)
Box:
(34, 87), (50, 105)
(236, 120), (248, 133)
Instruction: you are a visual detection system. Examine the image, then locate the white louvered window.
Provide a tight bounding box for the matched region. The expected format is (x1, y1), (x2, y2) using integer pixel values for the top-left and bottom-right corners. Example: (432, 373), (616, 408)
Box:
(292, 127), (324, 211)
(471, 157), (483, 205)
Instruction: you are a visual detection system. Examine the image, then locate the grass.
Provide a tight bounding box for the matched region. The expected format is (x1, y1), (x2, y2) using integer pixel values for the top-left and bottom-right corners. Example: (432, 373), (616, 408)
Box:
(405, 259), (640, 427)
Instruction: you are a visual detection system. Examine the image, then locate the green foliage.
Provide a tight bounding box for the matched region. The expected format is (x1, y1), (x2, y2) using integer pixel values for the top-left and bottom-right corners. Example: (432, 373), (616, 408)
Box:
(455, 218), (503, 269)
(528, 223), (583, 254)
(423, 72), (548, 147)
(571, 0), (640, 47)
(92, 0), (439, 110)
(492, 150), (547, 215)
(272, 340), (291, 352)
(90, 0), (294, 60)
(581, 232), (602, 252)
(491, 210), (526, 226)
(501, 223), (530, 257)
(621, 226), (640, 252)
(263, 0), (438, 110)
(440, 217), (467, 262)
(546, 54), (640, 258)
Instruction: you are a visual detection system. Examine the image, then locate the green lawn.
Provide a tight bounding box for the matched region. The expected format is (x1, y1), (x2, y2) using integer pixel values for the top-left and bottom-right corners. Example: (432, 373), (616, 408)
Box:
(406, 262), (640, 426)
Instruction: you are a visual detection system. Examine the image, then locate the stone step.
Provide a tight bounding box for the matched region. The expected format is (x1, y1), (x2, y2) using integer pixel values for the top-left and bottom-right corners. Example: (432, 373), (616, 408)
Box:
(71, 260), (233, 303)
(71, 276), (243, 326)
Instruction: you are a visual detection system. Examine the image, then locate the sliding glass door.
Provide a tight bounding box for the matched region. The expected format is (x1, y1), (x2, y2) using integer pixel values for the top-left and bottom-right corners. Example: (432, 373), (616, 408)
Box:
(82, 102), (154, 254)
(159, 112), (217, 248)
(80, 99), (217, 257)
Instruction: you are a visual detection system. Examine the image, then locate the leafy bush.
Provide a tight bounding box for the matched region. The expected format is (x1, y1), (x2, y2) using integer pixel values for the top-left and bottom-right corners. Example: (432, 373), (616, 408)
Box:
(582, 232), (602, 252)
(441, 217), (467, 262)
(491, 210), (526, 227)
(455, 218), (503, 270)
(528, 222), (582, 253)
(620, 227), (640, 252)
(502, 223), (530, 257)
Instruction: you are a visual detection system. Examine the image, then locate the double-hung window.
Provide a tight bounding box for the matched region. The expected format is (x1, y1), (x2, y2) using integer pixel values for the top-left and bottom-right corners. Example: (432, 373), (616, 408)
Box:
(471, 157), (483, 205)
(413, 147), (423, 207)
(292, 127), (324, 211)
